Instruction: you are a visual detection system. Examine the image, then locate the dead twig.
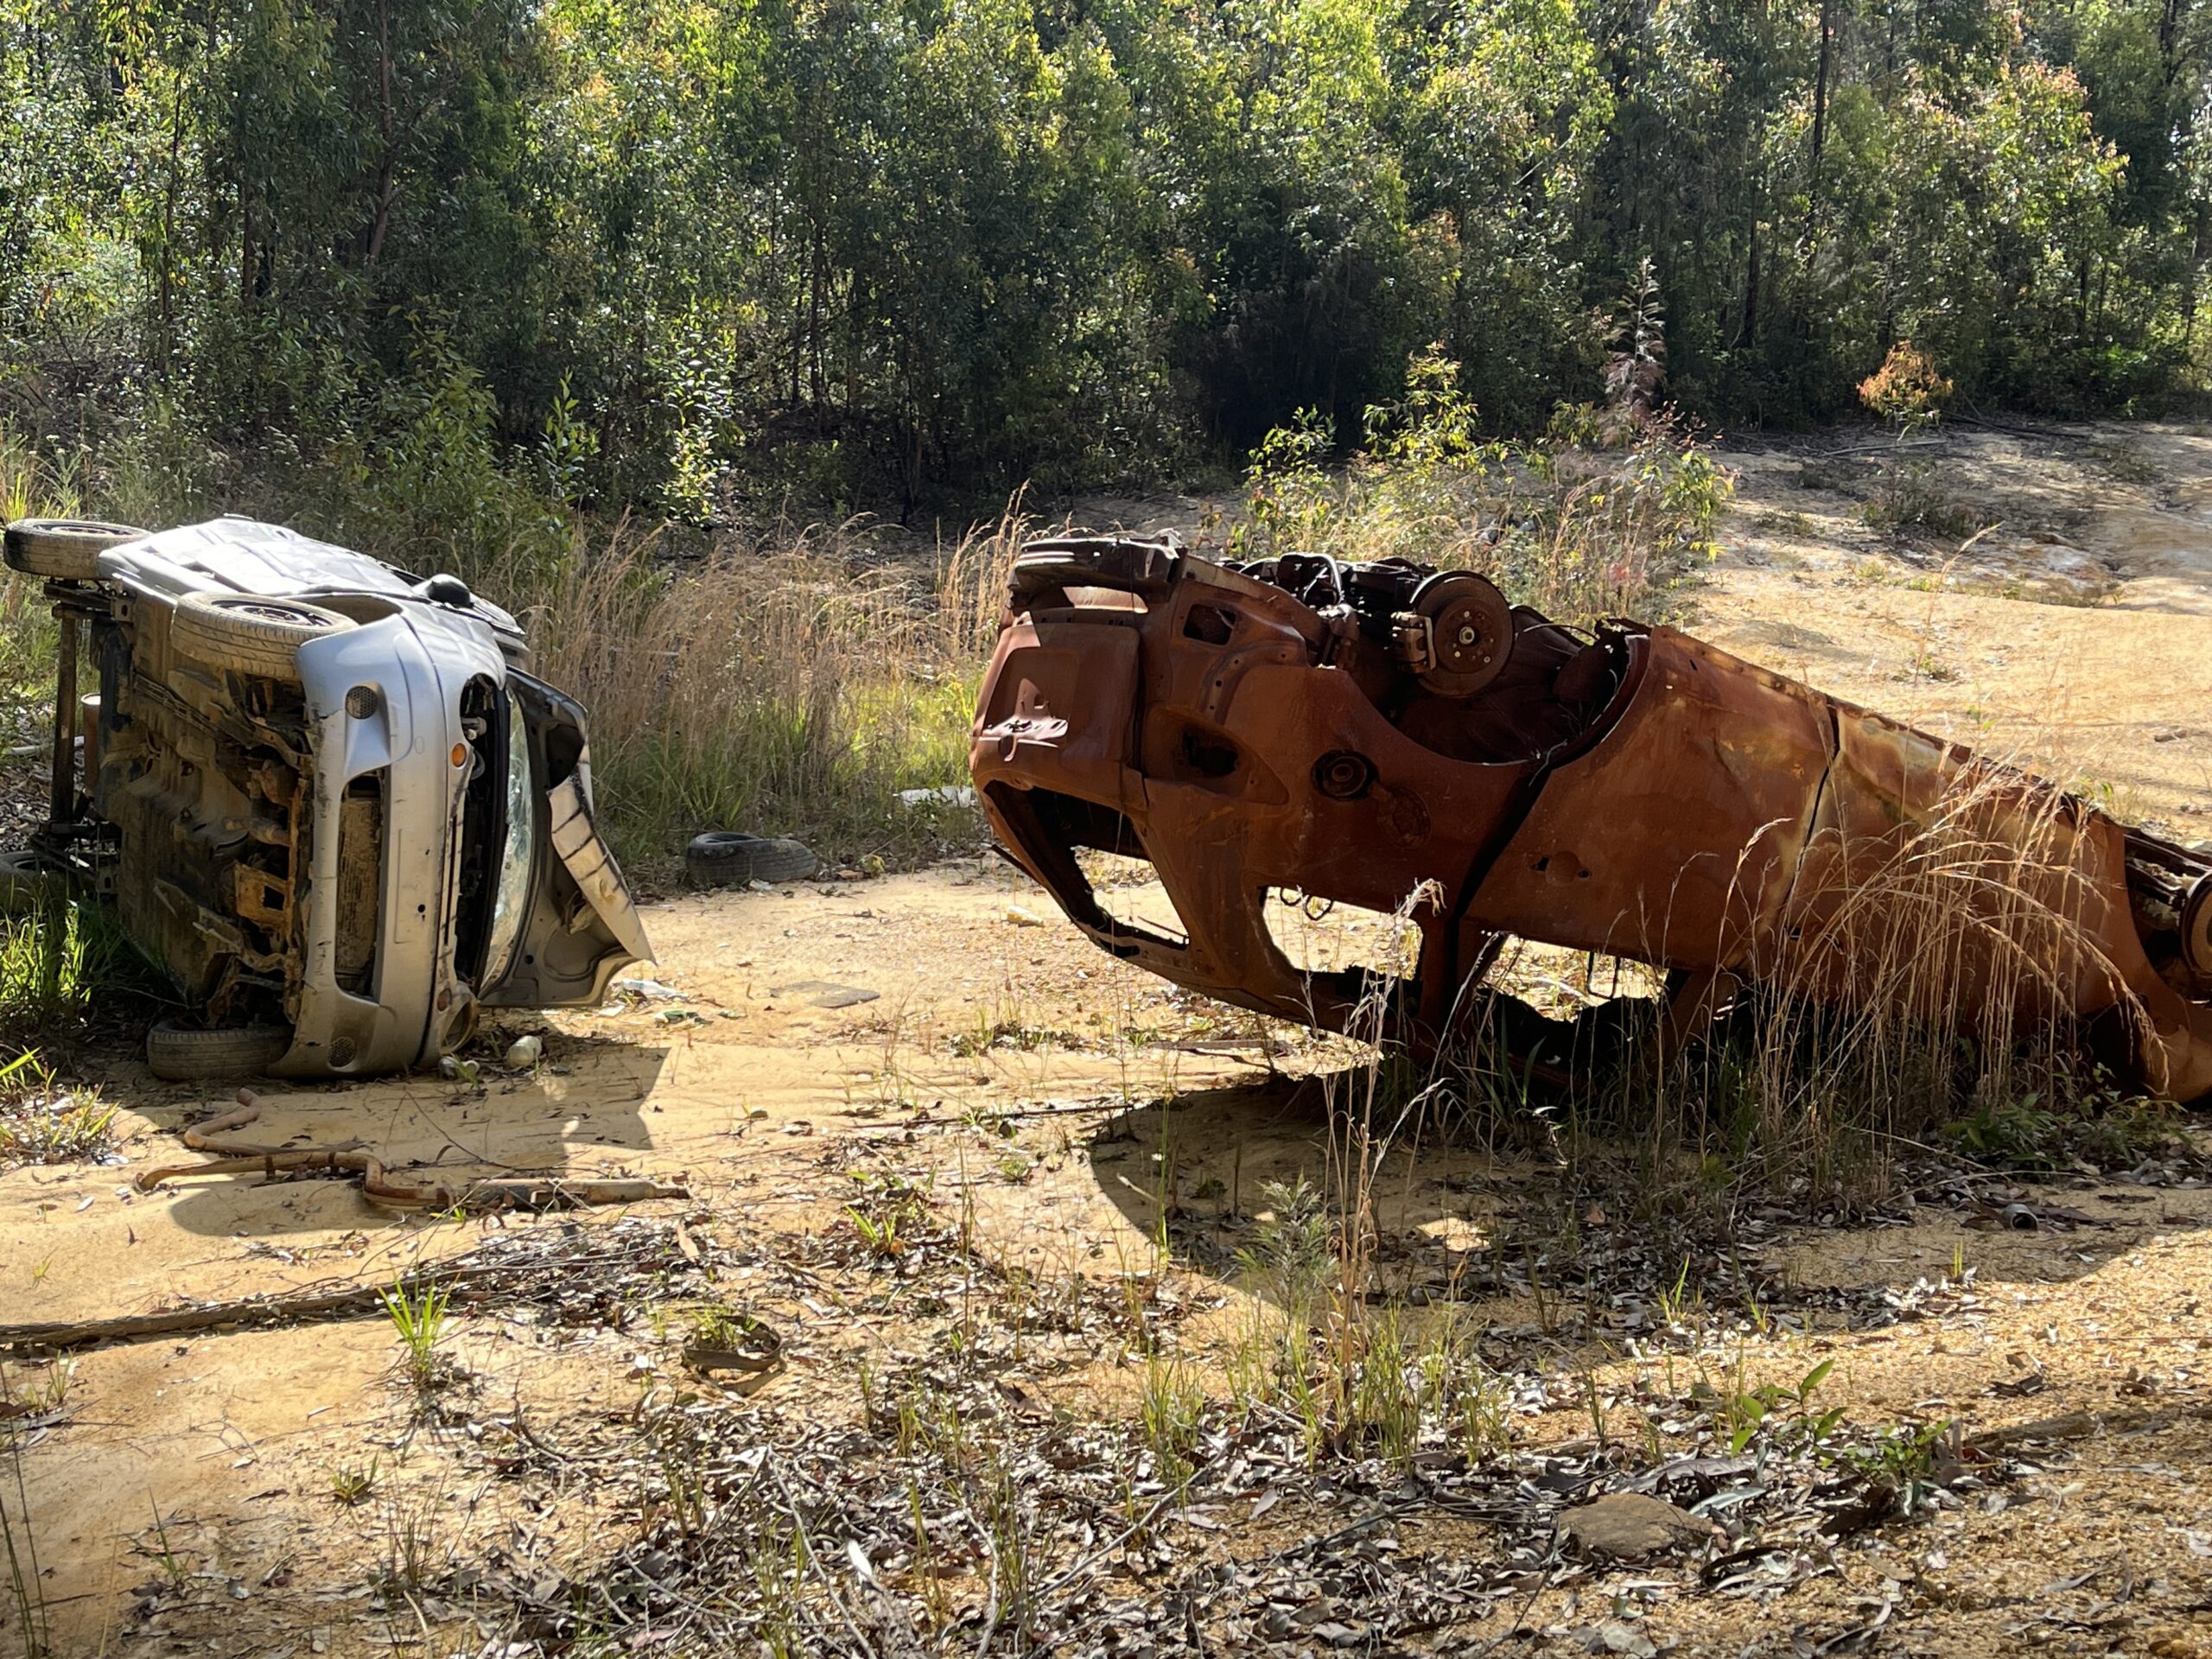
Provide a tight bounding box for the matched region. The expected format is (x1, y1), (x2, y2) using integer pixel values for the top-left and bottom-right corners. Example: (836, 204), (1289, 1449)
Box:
(140, 1090), (688, 1212)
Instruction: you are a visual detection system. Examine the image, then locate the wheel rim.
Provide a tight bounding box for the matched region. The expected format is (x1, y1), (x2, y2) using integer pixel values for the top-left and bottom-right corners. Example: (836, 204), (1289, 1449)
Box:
(18, 519), (143, 540)
(218, 598), (341, 631)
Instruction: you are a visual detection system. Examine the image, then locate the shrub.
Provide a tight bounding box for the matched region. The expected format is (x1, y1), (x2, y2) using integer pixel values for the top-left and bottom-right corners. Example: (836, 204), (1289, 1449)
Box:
(1225, 347), (1732, 623)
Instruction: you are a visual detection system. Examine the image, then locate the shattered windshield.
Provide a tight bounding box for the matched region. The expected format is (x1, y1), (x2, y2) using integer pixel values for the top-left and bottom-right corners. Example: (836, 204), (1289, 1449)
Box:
(485, 688), (535, 986)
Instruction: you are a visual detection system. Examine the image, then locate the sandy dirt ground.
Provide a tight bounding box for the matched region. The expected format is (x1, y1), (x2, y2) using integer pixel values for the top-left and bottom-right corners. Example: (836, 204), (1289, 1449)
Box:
(9, 423), (2212, 1657)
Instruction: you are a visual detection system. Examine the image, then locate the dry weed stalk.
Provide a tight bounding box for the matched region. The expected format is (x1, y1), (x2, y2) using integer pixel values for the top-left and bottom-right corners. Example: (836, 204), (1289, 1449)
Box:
(1681, 751), (2144, 1191)
(512, 506), (1028, 864)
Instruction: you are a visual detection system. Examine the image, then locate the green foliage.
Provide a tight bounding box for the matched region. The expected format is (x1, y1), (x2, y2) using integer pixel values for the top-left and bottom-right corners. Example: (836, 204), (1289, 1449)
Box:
(0, 899), (164, 1035)
(1717, 1357), (1845, 1456)
(1230, 346), (1732, 621)
(0, 1051), (118, 1168)
(1943, 1083), (2186, 1169)
(6, 0), (2212, 521)
(1836, 1419), (1957, 1517)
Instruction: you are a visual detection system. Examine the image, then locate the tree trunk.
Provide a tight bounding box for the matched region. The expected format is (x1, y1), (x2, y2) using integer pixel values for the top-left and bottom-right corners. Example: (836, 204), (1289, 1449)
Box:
(364, 0), (395, 265)
(1809, 0), (1834, 200)
(1742, 220), (1761, 350)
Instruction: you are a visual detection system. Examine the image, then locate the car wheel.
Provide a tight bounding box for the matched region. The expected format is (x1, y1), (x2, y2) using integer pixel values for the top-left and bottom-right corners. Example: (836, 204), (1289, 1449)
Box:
(145, 1020), (291, 1081)
(0, 849), (66, 916)
(170, 592), (356, 682)
(684, 831), (819, 887)
(3, 518), (148, 582)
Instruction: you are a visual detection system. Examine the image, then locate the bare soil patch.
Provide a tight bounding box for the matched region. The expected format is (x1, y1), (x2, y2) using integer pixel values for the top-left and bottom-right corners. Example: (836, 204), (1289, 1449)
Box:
(9, 424), (2212, 1656)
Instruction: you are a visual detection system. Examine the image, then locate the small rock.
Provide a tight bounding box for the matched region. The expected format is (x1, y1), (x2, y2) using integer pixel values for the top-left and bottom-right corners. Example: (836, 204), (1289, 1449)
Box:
(768, 980), (880, 1010)
(1562, 1492), (1716, 1560)
(1573, 1618), (1656, 1657)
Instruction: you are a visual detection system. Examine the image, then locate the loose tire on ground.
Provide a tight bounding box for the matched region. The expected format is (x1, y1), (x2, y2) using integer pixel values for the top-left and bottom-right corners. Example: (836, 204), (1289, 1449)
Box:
(169, 592), (355, 682)
(3, 518), (148, 582)
(0, 849), (67, 917)
(145, 1020), (291, 1081)
(683, 832), (819, 887)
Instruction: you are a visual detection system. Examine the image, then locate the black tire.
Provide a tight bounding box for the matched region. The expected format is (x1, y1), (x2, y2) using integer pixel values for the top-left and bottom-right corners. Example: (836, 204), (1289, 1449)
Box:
(684, 832), (818, 887)
(0, 850), (66, 917)
(146, 1020), (291, 1081)
(170, 592), (355, 682)
(3, 518), (147, 582)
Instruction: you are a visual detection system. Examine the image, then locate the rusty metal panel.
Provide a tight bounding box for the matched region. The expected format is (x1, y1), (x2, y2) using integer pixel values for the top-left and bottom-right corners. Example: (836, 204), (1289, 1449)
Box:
(1469, 628), (1833, 970)
(976, 620), (1142, 810)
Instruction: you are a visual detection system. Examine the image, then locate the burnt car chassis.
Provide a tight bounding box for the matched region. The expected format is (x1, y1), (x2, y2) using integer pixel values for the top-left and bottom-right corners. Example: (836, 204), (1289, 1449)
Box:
(969, 535), (2212, 1103)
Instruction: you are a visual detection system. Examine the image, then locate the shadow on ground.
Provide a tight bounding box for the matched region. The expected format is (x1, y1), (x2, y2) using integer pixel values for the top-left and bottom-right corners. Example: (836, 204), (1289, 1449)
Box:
(129, 1029), (677, 1236)
(1084, 1068), (2212, 1332)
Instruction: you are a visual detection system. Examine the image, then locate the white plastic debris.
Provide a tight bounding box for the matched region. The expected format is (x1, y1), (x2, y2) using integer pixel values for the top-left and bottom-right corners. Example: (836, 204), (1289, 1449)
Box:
(611, 976), (689, 1001)
(897, 785), (976, 809)
(505, 1034), (544, 1069)
(1004, 906), (1045, 927)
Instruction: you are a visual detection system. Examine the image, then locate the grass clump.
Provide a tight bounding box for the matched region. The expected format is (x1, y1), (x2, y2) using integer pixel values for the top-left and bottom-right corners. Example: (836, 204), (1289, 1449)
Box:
(0, 1052), (117, 1167)
(378, 1275), (454, 1392)
(0, 899), (163, 1038)
(328, 1459), (378, 1508)
(1227, 1173), (1514, 1469)
(1137, 1350), (1207, 1496)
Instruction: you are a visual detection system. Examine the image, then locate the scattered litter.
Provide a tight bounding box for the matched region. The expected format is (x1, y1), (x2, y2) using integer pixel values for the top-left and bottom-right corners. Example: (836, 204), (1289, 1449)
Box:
(1004, 905), (1045, 926)
(897, 785), (976, 809)
(504, 1034), (544, 1069)
(612, 977), (690, 1001)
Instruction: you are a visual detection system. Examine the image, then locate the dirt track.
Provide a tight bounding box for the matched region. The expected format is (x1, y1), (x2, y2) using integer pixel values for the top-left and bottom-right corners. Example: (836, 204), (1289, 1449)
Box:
(10, 422), (2212, 1656)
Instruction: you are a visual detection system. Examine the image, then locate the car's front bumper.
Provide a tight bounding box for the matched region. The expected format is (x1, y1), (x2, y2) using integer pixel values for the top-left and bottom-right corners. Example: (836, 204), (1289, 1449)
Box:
(282, 607), (497, 1076)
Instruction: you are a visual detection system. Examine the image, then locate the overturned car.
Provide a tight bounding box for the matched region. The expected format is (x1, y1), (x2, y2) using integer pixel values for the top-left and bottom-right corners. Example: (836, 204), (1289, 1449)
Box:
(3, 516), (648, 1079)
(969, 535), (2212, 1103)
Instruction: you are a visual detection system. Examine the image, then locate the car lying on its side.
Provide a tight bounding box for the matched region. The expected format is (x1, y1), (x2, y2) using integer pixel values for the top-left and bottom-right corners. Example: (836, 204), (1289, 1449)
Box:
(3, 516), (649, 1080)
(969, 534), (2212, 1103)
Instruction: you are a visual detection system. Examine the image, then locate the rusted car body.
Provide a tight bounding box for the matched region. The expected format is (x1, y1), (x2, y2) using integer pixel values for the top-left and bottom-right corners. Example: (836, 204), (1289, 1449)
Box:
(969, 535), (2212, 1102)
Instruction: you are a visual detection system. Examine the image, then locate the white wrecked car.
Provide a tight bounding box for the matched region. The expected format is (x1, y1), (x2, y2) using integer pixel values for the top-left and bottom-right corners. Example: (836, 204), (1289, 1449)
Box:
(3, 516), (650, 1079)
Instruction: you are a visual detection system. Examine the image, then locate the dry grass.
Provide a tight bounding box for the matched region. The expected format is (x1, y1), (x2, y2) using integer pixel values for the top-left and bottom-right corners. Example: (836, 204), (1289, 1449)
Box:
(488, 512), (1020, 875)
(1232, 730), (2177, 1225)
(1225, 353), (1732, 625)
